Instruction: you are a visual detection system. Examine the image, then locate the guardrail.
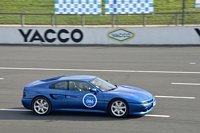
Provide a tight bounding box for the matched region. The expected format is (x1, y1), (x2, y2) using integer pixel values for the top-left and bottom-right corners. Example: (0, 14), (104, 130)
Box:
(0, 12), (200, 27)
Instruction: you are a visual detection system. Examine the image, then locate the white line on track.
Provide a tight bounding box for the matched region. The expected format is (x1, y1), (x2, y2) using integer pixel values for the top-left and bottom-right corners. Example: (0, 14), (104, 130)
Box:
(190, 62), (196, 65)
(1, 67), (200, 74)
(0, 78), (4, 80)
(172, 83), (200, 86)
(145, 114), (170, 118)
(0, 108), (170, 118)
(155, 95), (195, 99)
(0, 109), (31, 111)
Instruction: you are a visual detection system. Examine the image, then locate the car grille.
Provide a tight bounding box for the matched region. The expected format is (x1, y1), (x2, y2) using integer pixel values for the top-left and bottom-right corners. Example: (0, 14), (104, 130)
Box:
(141, 99), (154, 112)
(147, 99), (153, 103)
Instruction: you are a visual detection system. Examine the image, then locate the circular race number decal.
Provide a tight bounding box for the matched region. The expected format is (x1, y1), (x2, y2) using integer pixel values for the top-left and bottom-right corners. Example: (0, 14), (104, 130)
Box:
(82, 93), (97, 108)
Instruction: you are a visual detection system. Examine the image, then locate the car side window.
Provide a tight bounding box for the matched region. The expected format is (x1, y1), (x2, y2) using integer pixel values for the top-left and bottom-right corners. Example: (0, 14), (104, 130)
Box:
(49, 81), (68, 90)
(69, 81), (92, 92)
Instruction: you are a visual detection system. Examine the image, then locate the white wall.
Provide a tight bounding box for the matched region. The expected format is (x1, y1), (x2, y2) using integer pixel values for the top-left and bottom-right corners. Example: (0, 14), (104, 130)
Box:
(0, 26), (200, 45)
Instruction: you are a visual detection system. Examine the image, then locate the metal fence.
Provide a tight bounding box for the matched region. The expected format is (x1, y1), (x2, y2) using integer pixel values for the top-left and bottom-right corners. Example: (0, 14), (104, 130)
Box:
(0, 12), (200, 27)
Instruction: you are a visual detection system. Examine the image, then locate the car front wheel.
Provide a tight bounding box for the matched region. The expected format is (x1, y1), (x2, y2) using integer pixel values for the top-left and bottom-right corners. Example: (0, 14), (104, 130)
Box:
(109, 99), (128, 118)
(32, 97), (51, 115)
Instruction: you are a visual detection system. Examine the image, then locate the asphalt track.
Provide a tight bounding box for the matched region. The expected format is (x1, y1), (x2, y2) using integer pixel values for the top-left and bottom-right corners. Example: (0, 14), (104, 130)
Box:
(0, 46), (200, 133)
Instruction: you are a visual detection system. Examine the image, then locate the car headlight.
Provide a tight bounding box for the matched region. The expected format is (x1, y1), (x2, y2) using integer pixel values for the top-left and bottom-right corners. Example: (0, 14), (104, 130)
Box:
(142, 101), (148, 104)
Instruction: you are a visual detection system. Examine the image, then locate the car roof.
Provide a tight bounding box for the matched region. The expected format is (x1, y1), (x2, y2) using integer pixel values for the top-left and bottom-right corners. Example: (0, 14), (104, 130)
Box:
(58, 75), (97, 81)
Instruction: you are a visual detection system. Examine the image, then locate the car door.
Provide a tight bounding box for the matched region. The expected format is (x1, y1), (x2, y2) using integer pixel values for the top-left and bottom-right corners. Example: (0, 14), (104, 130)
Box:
(48, 81), (68, 109)
(66, 81), (105, 111)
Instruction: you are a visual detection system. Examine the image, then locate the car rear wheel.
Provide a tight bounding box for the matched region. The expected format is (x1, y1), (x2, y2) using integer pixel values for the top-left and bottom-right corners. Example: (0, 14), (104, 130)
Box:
(32, 97), (51, 115)
(109, 99), (128, 118)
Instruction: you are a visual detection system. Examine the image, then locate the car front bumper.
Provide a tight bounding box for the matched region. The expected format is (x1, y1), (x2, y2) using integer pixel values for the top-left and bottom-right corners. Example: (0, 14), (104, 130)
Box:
(129, 98), (156, 115)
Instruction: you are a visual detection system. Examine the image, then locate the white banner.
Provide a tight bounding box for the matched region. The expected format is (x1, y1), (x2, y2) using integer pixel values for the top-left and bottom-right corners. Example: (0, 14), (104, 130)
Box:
(195, 0), (200, 8)
(0, 26), (200, 45)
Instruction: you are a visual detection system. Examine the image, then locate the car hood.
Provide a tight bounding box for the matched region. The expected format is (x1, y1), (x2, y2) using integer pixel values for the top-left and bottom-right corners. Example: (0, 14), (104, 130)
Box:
(106, 85), (153, 101)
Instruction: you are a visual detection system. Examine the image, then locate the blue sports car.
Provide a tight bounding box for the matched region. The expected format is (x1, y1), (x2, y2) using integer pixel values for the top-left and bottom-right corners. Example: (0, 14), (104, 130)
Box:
(22, 75), (156, 118)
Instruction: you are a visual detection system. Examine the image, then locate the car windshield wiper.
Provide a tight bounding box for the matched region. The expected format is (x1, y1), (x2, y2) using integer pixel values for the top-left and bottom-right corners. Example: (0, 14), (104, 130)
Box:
(108, 87), (117, 91)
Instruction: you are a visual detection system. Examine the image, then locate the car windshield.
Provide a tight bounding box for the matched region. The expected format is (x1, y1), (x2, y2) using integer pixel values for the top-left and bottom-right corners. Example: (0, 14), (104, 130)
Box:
(90, 77), (117, 91)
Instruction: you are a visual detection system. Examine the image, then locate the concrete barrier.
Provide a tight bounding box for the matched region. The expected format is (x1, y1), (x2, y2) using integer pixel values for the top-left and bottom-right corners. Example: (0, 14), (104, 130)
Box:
(0, 26), (200, 45)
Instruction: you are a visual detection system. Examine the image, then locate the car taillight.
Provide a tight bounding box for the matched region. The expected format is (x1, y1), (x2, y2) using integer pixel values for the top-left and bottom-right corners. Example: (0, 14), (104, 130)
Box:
(23, 92), (26, 97)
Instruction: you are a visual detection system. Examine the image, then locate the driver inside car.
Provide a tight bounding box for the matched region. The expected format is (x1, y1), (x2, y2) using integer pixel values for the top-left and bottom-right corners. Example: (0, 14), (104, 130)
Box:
(78, 82), (90, 92)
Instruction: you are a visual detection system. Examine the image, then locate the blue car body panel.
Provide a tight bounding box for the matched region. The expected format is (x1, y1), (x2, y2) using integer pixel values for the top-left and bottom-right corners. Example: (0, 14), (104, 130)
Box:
(22, 75), (156, 116)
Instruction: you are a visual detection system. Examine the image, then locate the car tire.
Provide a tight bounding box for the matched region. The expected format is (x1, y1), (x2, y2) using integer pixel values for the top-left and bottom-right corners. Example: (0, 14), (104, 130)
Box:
(109, 99), (129, 118)
(32, 96), (51, 115)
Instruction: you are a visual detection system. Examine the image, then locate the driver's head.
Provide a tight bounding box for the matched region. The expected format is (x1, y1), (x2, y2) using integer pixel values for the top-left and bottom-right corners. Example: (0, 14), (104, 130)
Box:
(79, 82), (85, 88)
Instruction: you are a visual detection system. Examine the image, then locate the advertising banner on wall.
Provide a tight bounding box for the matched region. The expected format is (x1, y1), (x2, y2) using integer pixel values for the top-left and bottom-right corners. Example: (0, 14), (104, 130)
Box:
(54, 0), (102, 14)
(105, 0), (154, 14)
(195, 0), (200, 8)
(0, 26), (200, 45)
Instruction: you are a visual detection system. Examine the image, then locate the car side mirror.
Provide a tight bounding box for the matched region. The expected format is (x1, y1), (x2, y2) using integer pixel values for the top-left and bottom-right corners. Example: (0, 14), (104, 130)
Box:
(91, 88), (98, 93)
(106, 80), (110, 83)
